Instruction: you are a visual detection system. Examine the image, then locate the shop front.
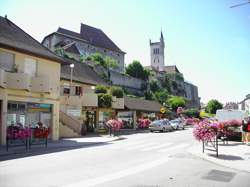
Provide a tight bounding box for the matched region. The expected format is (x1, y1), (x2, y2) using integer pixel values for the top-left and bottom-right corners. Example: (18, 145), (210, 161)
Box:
(117, 111), (134, 129)
(7, 102), (52, 138)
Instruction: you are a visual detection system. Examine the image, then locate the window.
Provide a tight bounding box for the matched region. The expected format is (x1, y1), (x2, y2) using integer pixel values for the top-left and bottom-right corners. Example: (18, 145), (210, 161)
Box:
(0, 50), (15, 71)
(75, 86), (82, 96)
(117, 53), (120, 56)
(24, 58), (37, 76)
(153, 48), (159, 55)
(63, 86), (70, 95)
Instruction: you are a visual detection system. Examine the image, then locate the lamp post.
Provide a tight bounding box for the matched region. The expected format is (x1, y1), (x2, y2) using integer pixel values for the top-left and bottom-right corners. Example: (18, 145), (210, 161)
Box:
(70, 63), (74, 95)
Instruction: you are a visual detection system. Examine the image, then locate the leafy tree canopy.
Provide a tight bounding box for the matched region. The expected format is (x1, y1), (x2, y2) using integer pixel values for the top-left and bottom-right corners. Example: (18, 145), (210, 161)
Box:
(154, 90), (169, 104)
(167, 96), (186, 112)
(111, 86), (124, 98)
(205, 99), (223, 114)
(126, 60), (149, 80)
(150, 80), (160, 93)
(95, 85), (108, 94)
(86, 53), (118, 69)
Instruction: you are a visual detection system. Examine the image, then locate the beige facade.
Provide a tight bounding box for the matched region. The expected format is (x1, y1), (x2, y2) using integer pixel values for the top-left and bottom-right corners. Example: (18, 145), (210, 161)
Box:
(0, 48), (61, 145)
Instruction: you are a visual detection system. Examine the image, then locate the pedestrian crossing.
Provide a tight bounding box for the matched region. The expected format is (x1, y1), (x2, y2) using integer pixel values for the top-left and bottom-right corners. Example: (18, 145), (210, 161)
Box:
(110, 140), (190, 153)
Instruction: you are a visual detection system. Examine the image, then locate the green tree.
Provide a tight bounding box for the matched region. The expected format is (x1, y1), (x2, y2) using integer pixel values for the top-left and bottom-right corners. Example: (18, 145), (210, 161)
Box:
(205, 99), (223, 114)
(110, 86), (124, 98)
(183, 108), (200, 118)
(167, 96), (186, 112)
(126, 60), (149, 80)
(104, 56), (118, 69)
(162, 75), (171, 92)
(154, 90), (169, 104)
(150, 80), (160, 93)
(144, 90), (154, 100)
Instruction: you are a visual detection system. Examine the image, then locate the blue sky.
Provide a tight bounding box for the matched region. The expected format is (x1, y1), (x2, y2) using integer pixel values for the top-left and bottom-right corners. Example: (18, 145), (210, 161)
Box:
(1, 0), (249, 103)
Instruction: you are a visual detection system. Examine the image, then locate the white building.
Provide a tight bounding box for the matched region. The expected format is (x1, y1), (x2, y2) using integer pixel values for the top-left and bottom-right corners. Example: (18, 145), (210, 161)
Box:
(238, 94), (250, 115)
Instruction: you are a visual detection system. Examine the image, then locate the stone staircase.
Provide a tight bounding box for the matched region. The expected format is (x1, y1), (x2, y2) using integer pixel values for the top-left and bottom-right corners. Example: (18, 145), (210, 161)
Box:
(59, 111), (82, 138)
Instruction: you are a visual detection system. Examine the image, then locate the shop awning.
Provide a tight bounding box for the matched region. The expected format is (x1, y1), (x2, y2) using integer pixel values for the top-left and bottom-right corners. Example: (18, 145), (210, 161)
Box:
(124, 96), (162, 112)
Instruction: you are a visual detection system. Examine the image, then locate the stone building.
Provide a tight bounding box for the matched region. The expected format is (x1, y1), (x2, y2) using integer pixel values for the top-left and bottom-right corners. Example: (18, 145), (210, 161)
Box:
(238, 94), (250, 115)
(42, 23), (126, 72)
(224, 102), (239, 110)
(147, 32), (200, 109)
(150, 31), (165, 71)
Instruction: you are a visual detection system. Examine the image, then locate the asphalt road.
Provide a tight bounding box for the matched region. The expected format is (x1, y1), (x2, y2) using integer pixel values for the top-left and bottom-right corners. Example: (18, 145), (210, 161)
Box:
(1, 128), (250, 187)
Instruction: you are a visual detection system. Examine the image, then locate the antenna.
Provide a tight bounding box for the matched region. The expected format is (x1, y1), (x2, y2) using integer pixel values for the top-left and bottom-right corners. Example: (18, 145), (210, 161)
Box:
(230, 0), (250, 8)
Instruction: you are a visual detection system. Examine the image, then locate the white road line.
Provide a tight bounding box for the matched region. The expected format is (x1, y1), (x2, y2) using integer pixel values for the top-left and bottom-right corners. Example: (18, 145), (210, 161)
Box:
(158, 143), (189, 153)
(126, 142), (158, 150)
(141, 142), (172, 151)
(63, 157), (172, 187)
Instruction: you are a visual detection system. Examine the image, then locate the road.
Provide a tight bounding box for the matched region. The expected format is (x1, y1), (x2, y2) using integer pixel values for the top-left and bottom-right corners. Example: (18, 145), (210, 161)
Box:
(1, 128), (250, 187)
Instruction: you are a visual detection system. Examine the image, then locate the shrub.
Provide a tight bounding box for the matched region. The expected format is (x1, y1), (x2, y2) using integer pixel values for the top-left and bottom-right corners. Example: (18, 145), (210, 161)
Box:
(205, 99), (223, 114)
(98, 94), (112, 108)
(183, 108), (200, 118)
(95, 85), (107, 94)
(111, 87), (124, 98)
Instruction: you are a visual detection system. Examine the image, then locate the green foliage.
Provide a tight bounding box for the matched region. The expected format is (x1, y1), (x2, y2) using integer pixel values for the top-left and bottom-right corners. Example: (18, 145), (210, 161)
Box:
(54, 48), (64, 56)
(111, 87), (124, 98)
(150, 80), (160, 93)
(162, 75), (171, 92)
(125, 60), (149, 80)
(166, 73), (184, 82)
(144, 90), (154, 100)
(205, 99), (223, 114)
(167, 96), (186, 112)
(98, 94), (112, 108)
(183, 108), (200, 118)
(86, 53), (118, 69)
(172, 81), (178, 90)
(95, 85), (108, 94)
(154, 90), (169, 104)
(104, 56), (118, 69)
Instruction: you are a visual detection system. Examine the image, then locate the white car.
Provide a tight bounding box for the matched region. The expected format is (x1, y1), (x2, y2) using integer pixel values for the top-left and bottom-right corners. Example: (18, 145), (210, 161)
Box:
(170, 119), (184, 130)
(149, 120), (172, 132)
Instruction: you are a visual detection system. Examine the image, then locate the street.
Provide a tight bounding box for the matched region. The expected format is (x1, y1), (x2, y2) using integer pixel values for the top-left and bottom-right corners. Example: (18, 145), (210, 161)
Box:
(1, 128), (250, 187)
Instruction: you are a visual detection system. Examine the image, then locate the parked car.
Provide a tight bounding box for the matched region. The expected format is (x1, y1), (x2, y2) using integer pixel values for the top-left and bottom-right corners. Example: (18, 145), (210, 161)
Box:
(149, 120), (172, 132)
(170, 119), (184, 130)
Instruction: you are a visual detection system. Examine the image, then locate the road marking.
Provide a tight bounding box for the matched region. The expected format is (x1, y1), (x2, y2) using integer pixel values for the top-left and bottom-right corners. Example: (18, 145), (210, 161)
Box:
(125, 142), (158, 150)
(158, 143), (189, 153)
(63, 157), (172, 187)
(141, 142), (172, 151)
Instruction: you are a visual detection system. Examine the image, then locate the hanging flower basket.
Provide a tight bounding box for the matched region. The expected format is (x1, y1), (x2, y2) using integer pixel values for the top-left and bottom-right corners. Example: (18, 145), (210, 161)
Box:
(138, 118), (151, 129)
(7, 126), (32, 139)
(106, 120), (123, 131)
(34, 127), (50, 138)
(193, 120), (219, 142)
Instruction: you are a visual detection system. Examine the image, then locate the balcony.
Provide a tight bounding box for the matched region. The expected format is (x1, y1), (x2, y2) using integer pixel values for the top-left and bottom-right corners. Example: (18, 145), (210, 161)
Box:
(60, 93), (98, 107)
(5, 72), (31, 91)
(31, 76), (51, 93)
(112, 97), (124, 109)
(82, 93), (98, 107)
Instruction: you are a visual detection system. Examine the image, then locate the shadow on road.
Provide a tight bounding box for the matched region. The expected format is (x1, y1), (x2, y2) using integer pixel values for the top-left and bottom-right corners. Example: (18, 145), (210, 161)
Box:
(0, 138), (118, 162)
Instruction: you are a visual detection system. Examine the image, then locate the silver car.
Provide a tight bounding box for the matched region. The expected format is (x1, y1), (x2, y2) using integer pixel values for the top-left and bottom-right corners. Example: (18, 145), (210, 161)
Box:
(170, 119), (185, 130)
(149, 120), (172, 132)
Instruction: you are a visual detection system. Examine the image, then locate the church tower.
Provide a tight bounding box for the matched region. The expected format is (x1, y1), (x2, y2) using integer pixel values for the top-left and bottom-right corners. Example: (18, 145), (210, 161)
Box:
(150, 31), (165, 71)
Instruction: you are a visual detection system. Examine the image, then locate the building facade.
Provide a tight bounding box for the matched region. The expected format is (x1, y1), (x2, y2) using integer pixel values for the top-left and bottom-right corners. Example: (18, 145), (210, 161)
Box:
(0, 16), (62, 145)
(42, 24), (126, 72)
(238, 94), (250, 115)
(150, 32), (165, 71)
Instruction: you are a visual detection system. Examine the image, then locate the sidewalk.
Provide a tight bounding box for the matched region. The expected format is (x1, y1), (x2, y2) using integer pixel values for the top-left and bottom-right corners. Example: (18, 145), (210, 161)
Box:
(188, 141), (250, 173)
(0, 135), (121, 161)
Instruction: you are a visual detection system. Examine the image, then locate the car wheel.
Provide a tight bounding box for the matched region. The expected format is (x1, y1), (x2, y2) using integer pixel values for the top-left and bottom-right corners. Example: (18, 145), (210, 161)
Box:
(182, 127), (185, 130)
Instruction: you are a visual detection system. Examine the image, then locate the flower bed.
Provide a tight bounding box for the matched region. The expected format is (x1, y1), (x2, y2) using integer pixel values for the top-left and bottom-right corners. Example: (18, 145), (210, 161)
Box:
(33, 127), (50, 138)
(106, 119), (123, 131)
(7, 126), (32, 139)
(138, 118), (151, 129)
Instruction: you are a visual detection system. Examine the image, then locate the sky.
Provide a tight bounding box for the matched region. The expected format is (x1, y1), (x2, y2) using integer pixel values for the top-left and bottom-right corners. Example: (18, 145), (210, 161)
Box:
(0, 0), (249, 104)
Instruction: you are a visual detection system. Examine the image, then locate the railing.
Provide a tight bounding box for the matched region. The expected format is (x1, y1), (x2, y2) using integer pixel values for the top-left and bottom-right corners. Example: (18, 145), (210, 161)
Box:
(60, 93), (98, 107)
(59, 110), (82, 135)
(112, 97), (124, 109)
(0, 68), (52, 93)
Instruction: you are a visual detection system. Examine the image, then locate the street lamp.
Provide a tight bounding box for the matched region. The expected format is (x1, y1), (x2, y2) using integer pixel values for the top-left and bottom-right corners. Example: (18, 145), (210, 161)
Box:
(70, 63), (74, 95)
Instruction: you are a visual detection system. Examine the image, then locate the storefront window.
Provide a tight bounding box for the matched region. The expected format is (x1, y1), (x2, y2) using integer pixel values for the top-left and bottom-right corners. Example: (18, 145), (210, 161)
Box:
(118, 111), (133, 129)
